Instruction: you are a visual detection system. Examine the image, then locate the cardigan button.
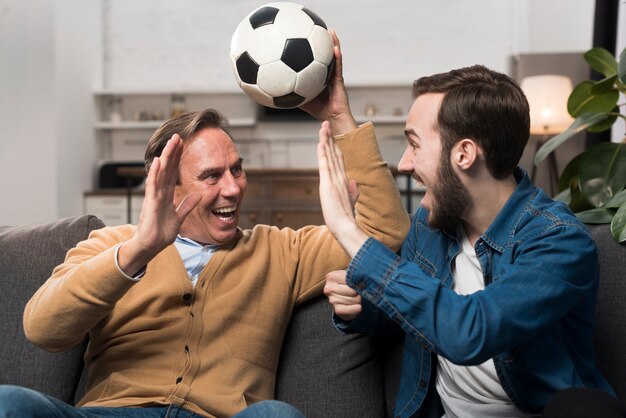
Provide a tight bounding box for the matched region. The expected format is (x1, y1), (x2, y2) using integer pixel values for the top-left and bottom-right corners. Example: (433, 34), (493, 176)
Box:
(176, 377), (183, 384)
(182, 293), (192, 304)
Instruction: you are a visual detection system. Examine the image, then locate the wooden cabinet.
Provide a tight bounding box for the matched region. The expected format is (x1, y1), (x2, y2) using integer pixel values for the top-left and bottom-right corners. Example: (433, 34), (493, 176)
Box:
(84, 168), (421, 228)
(238, 169), (324, 229)
(83, 169), (325, 228)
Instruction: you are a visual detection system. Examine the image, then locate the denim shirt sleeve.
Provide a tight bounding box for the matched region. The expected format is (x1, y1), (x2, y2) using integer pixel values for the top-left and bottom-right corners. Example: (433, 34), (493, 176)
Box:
(333, 296), (403, 337)
(345, 222), (599, 366)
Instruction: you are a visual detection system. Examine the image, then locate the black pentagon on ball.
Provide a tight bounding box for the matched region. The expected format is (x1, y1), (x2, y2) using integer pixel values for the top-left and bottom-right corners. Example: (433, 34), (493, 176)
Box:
(236, 52), (259, 84)
(282, 38), (314, 73)
(249, 6), (279, 29)
(273, 92), (306, 108)
(302, 7), (327, 29)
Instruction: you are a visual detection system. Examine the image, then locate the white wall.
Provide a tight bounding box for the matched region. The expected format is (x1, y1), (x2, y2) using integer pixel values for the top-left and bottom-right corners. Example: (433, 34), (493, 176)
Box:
(0, 0), (101, 225)
(0, 0), (57, 224)
(0, 0), (597, 225)
(54, 1), (102, 221)
(102, 0), (596, 91)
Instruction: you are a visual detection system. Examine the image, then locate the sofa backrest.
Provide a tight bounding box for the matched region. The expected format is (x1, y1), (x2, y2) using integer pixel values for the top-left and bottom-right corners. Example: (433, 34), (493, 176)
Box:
(0, 215), (105, 404)
(588, 224), (626, 409)
(276, 296), (390, 418)
(1, 216), (622, 415)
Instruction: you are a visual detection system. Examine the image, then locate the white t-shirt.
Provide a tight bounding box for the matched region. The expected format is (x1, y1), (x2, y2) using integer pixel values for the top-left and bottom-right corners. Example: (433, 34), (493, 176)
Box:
(435, 226), (529, 418)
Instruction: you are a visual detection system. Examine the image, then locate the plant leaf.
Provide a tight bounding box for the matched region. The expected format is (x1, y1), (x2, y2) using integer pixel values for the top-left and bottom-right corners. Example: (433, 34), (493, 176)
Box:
(606, 189), (626, 208)
(553, 188), (571, 204)
(610, 203), (626, 242)
(568, 175), (594, 213)
(579, 143), (626, 207)
(590, 75), (618, 94)
(618, 48), (626, 84)
(584, 47), (618, 77)
(534, 113), (609, 165)
(567, 81), (619, 117)
(576, 208), (614, 224)
(586, 109), (618, 133)
(558, 154), (582, 192)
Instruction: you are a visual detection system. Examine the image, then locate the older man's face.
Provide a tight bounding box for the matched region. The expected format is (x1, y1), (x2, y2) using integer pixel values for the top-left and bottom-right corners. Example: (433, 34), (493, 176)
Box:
(174, 127), (247, 245)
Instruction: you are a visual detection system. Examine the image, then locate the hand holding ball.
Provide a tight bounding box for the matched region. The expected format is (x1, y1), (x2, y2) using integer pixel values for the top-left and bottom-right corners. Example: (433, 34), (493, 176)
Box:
(230, 2), (335, 109)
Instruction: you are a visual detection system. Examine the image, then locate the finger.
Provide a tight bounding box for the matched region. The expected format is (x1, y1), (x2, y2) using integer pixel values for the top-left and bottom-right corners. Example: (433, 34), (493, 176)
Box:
(348, 180), (359, 207)
(328, 296), (362, 310)
(156, 135), (184, 205)
(326, 269), (348, 285)
(317, 123), (332, 175)
(324, 278), (358, 297)
(161, 135), (183, 187)
(319, 123), (338, 181)
(175, 191), (201, 220)
(328, 29), (343, 82)
(334, 304), (362, 321)
(327, 285), (360, 300)
(144, 156), (161, 201)
(332, 144), (348, 185)
(318, 121), (331, 148)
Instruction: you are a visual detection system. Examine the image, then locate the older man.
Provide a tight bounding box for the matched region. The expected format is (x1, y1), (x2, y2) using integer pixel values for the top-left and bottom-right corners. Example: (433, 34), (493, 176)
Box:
(0, 35), (409, 418)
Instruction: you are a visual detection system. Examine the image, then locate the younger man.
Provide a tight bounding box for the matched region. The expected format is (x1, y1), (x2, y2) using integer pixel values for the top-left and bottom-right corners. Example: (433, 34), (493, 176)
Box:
(318, 64), (618, 417)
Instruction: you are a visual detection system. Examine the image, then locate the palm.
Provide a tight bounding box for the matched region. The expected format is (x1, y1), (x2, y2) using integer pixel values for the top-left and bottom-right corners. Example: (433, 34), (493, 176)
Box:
(135, 135), (200, 255)
(300, 30), (351, 123)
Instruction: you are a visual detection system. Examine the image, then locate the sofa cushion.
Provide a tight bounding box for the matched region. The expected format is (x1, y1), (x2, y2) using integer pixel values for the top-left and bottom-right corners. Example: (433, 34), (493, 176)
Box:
(276, 296), (387, 418)
(0, 215), (105, 404)
(588, 224), (626, 409)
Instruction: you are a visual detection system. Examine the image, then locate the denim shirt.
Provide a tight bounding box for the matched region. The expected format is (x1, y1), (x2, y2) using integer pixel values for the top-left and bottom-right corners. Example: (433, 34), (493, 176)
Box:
(338, 168), (614, 417)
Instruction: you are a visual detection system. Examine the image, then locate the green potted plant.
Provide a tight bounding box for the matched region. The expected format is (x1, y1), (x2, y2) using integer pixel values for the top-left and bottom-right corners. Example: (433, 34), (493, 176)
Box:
(534, 46), (626, 243)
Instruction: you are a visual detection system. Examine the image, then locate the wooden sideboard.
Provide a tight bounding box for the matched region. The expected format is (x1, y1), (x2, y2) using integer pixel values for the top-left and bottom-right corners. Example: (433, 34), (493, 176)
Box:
(84, 168), (418, 228)
(239, 169), (323, 230)
(84, 168), (324, 228)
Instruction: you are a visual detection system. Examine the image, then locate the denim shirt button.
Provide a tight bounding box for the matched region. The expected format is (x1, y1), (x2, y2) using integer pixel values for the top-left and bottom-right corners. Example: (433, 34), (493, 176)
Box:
(357, 281), (366, 290)
(419, 378), (427, 388)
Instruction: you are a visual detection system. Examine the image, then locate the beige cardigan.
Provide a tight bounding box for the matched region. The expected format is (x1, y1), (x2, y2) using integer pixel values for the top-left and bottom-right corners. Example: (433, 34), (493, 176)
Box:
(24, 122), (410, 417)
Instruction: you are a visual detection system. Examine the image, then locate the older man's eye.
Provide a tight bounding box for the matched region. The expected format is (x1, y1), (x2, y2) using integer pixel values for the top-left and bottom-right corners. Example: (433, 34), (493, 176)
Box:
(231, 166), (243, 177)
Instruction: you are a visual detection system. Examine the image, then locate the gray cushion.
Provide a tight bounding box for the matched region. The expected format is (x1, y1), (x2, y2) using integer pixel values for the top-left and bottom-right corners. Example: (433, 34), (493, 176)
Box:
(276, 296), (386, 418)
(588, 224), (626, 409)
(0, 215), (104, 404)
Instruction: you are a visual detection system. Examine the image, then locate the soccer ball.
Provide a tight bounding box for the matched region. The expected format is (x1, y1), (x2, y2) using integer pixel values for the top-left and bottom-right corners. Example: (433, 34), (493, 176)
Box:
(230, 2), (335, 109)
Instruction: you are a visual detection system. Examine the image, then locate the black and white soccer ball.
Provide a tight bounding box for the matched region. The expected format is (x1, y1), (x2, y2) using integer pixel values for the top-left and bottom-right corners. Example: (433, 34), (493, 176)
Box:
(230, 2), (335, 109)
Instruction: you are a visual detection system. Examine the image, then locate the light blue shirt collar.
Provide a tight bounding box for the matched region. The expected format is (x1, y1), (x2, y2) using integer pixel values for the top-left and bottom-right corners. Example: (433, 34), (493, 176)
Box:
(174, 235), (219, 287)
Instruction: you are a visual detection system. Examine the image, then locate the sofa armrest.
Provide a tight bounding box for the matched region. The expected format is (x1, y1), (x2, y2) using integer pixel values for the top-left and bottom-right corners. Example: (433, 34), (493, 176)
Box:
(588, 224), (626, 410)
(0, 215), (105, 404)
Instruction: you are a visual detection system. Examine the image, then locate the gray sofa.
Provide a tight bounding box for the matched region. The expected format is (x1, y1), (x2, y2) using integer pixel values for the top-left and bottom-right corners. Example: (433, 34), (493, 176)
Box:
(0, 215), (624, 417)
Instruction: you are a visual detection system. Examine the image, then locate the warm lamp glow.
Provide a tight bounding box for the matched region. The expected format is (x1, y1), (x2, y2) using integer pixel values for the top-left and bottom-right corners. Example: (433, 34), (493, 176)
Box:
(521, 75), (574, 135)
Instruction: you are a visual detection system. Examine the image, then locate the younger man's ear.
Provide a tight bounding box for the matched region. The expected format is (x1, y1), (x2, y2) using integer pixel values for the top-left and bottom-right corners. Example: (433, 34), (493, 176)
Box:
(452, 139), (478, 171)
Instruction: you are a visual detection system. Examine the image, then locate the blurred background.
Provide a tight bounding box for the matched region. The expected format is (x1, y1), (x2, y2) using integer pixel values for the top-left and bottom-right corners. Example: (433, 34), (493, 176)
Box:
(0, 0), (623, 226)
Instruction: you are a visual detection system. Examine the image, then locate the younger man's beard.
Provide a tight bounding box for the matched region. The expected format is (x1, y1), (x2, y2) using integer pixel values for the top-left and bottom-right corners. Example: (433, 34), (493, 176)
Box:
(427, 150), (472, 232)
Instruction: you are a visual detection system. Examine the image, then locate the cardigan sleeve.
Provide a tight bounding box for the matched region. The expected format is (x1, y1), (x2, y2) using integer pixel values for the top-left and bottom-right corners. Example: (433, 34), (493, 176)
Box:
(23, 226), (138, 352)
(287, 122), (410, 304)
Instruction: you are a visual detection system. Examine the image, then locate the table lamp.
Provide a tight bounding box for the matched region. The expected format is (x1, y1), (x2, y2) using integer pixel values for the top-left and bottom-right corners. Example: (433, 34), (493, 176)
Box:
(520, 74), (573, 195)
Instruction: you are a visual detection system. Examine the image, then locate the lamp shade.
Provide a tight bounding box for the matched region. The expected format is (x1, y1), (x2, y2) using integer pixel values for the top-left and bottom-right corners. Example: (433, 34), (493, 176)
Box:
(521, 75), (574, 135)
